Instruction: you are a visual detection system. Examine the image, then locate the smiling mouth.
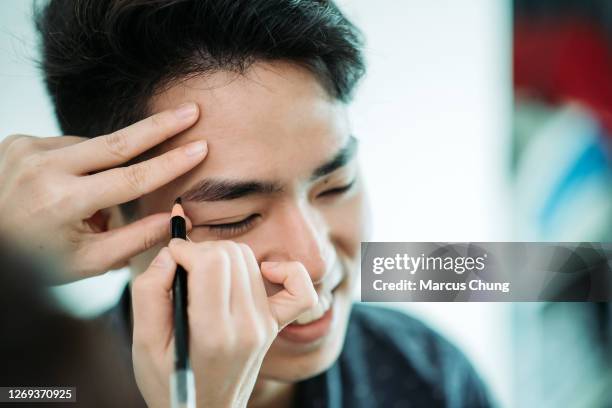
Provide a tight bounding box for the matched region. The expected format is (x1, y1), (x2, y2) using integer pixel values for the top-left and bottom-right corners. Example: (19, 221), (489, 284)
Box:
(278, 263), (346, 343)
(293, 268), (344, 325)
(294, 289), (334, 324)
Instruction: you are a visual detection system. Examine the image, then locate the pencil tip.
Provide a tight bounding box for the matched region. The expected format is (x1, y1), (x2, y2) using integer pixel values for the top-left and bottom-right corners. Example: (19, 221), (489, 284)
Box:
(171, 198), (185, 218)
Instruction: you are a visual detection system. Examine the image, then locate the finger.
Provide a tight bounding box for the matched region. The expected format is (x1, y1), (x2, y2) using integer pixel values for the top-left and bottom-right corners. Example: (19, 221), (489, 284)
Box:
(38, 135), (87, 150)
(168, 239), (231, 321)
(238, 244), (269, 313)
(260, 261), (318, 328)
(82, 140), (207, 211)
(221, 242), (255, 316)
(0, 135), (37, 157)
(59, 102), (200, 173)
(0, 134), (23, 155)
(77, 212), (175, 276)
(132, 247), (176, 350)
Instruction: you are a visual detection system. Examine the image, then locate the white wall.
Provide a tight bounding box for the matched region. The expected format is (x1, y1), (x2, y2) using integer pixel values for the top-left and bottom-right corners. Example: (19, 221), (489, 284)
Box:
(0, 1), (512, 406)
(341, 1), (513, 406)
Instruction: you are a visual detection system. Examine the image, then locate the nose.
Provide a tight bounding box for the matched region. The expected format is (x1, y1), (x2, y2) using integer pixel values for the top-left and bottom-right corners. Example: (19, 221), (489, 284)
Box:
(265, 202), (331, 285)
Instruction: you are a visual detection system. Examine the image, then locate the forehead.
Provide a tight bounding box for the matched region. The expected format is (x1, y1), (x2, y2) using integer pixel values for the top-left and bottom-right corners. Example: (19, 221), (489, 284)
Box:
(149, 61), (350, 182)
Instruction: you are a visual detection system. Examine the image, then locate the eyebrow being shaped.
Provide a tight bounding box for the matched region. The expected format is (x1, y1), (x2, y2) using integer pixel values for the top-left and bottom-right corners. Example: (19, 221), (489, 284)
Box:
(182, 179), (283, 202)
(181, 135), (358, 202)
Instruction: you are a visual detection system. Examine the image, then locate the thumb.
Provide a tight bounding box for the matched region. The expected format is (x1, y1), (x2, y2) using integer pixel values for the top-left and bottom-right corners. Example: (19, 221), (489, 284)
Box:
(260, 261), (318, 329)
(132, 247), (177, 351)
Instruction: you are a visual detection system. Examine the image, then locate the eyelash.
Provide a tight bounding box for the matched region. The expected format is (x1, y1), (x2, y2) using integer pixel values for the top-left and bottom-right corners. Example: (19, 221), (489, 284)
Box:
(202, 179), (356, 236)
(317, 179), (356, 198)
(206, 214), (259, 236)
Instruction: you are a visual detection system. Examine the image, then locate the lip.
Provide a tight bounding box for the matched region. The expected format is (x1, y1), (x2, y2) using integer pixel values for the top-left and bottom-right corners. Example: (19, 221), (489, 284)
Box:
(278, 303), (334, 344)
(324, 259), (344, 292)
(277, 258), (346, 344)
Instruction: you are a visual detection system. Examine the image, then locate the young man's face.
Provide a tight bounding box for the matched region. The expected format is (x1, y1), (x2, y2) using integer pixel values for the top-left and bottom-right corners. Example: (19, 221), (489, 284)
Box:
(129, 61), (370, 381)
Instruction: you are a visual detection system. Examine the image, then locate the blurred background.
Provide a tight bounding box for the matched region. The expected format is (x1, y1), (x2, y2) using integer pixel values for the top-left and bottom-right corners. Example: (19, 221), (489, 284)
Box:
(511, 1), (612, 407)
(1, 0), (611, 407)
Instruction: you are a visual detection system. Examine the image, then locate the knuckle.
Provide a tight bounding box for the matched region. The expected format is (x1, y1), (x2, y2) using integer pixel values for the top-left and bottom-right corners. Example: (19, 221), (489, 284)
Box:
(159, 145), (184, 173)
(122, 163), (148, 195)
(149, 112), (165, 129)
(202, 248), (230, 269)
(298, 279), (319, 308)
(220, 240), (241, 255)
(4, 136), (36, 161)
(193, 242), (227, 260)
(2, 133), (22, 143)
(103, 130), (130, 160)
(0, 134), (23, 152)
(142, 232), (160, 251)
(215, 239), (234, 248)
(238, 243), (257, 263)
(304, 290), (319, 309)
(7, 134), (31, 148)
(238, 243), (252, 254)
(179, 244), (229, 272)
(190, 240), (213, 250)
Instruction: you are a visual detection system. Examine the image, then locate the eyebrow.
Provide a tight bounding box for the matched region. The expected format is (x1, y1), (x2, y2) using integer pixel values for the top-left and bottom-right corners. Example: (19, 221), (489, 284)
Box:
(311, 135), (358, 180)
(181, 135), (358, 202)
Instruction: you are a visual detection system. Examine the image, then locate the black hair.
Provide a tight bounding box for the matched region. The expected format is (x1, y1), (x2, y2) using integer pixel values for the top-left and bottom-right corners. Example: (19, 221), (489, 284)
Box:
(36, 0), (366, 138)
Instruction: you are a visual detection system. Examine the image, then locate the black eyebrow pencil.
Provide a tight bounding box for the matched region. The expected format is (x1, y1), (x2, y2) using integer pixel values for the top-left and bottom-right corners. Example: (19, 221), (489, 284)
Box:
(170, 197), (193, 408)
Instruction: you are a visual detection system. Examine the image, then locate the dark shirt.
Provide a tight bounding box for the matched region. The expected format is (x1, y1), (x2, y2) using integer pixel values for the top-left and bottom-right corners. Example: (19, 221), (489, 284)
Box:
(106, 286), (492, 407)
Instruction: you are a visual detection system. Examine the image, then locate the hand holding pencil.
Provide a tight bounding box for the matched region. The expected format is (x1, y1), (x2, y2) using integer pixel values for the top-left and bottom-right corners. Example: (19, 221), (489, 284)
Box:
(131, 206), (317, 407)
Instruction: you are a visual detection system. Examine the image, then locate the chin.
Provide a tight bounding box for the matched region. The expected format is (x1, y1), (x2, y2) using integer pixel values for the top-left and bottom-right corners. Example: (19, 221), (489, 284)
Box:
(260, 336), (345, 382)
(259, 284), (354, 382)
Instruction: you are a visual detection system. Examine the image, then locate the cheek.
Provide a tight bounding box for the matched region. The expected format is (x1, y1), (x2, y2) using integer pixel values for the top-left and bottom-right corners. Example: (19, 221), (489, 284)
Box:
(324, 191), (367, 259)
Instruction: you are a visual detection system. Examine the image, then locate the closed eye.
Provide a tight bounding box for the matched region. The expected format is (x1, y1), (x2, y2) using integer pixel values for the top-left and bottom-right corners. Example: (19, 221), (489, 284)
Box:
(317, 179), (356, 198)
(200, 214), (260, 237)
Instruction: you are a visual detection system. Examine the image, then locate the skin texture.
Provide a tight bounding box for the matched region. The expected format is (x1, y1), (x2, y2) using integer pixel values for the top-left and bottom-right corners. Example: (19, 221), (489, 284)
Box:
(132, 241), (319, 408)
(127, 61), (371, 405)
(0, 104), (207, 282)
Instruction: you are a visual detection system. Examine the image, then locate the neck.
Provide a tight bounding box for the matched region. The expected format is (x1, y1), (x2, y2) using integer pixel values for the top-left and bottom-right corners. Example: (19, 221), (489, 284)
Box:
(248, 378), (295, 408)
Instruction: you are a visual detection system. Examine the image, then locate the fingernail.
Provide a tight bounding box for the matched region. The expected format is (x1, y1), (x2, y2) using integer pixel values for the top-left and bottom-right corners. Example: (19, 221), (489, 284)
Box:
(184, 141), (207, 156)
(151, 247), (171, 268)
(261, 261), (280, 270)
(174, 102), (198, 120)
